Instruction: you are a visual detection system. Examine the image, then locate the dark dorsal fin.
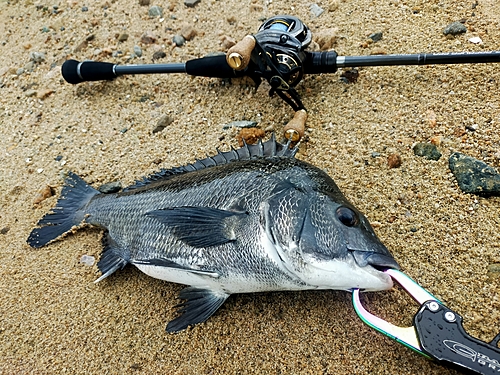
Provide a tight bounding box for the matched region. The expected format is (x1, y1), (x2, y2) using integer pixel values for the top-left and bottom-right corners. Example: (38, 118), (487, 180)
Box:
(123, 134), (297, 192)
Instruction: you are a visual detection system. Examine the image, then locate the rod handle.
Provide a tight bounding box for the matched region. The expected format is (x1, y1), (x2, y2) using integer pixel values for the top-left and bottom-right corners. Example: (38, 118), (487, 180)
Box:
(185, 54), (245, 78)
(62, 59), (117, 84)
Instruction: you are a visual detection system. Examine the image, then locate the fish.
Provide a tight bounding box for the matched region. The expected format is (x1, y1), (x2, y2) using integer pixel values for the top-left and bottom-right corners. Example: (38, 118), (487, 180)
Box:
(27, 135), (399, 332)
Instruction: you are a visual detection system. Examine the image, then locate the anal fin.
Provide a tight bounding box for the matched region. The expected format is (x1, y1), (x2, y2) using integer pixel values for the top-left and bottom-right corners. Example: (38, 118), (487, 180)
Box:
(95, 232), (129, 283)
(166, 288), (229, 333)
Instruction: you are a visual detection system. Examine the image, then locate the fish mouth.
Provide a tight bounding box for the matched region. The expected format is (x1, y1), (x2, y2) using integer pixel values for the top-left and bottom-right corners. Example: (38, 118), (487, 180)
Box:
(350, 250), (400, 271)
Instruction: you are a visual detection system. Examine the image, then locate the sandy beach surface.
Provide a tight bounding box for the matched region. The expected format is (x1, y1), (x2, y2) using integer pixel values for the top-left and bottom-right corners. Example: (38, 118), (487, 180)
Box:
(1, 0), (499, 374)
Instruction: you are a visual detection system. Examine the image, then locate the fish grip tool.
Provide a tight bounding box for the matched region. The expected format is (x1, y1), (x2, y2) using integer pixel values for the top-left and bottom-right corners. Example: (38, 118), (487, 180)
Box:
(353, 269), (500, 374)
(61, 15), (500, 141)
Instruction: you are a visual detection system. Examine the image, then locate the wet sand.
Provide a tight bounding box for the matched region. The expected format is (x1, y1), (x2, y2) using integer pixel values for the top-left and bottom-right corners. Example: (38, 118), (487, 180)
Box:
(1, 0), (499, 374)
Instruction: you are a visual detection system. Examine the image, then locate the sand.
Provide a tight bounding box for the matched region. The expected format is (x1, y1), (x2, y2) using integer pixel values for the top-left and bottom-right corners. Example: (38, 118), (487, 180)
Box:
(1, 0), (499, 374)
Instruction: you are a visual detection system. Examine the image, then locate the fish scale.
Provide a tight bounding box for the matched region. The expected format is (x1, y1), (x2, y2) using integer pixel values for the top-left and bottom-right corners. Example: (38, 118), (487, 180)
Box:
(28, 136), (400, 332)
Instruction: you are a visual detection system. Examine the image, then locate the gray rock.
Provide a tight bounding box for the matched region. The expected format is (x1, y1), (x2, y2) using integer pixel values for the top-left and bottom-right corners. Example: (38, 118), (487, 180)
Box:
(413, 143), (442, 160)
(16, 68), (25, 76)
(30, 51), (46, 63)
(222, 120), (257, 130)
(184, 0), (200, 7)
(148, 5), (163, 17)
(98, 181), (122, 194)
(153, 114), (174, 133)
(24, 61), (35, 72)
(449, 152), (500, 195)
(443, 22), (467, 36)
(369, 32), (383, 42)
(173, 34), (185, 46)
(80, 255), (95, 266)
(310, 3), (324, 17)
(133, 45), (143, 57)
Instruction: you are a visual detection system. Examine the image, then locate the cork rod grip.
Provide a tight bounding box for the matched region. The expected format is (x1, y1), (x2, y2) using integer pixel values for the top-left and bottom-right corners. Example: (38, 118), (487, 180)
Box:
(226, 35), (256, 70)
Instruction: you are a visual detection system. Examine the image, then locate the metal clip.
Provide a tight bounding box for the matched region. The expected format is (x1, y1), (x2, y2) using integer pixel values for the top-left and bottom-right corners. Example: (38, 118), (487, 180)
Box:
(352, 269), (500, 375)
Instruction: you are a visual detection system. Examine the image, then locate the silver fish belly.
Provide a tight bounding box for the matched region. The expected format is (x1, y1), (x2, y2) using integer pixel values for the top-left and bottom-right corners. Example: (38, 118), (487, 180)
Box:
(27, 136), (399, 332)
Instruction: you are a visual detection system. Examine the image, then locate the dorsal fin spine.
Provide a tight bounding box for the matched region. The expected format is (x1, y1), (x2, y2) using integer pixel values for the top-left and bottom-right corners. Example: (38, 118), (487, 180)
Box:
(123, 134), (297, 191)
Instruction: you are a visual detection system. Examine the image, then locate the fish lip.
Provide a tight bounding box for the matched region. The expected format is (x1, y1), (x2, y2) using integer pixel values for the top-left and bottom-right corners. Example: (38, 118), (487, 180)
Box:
(349, 249), (401, 271)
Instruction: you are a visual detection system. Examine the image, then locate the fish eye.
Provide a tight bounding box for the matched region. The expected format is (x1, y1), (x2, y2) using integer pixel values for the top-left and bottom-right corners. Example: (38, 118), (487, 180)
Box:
(336, 207), (359, 227)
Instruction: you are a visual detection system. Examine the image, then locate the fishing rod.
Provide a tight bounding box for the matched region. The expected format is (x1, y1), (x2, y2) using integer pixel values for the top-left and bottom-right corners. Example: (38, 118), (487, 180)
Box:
(62, 15), (500, 141)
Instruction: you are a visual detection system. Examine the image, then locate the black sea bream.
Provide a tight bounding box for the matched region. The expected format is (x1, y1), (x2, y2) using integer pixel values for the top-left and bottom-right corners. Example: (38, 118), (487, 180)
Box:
(28, 136), (399, 332)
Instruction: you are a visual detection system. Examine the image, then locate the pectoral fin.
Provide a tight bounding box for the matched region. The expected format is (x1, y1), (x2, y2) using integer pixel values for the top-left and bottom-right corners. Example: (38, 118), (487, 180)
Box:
(167, 288), (229, 332)
(146, 206), (246, 248)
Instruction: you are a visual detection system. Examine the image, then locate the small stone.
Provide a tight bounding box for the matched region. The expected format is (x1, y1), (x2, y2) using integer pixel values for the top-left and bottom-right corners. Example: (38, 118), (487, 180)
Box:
(220, 35), (236, 50)
(153, 114), (174, 133)
(387, 153), (402, 168)
(340, 69), (359, 83)
(117, 33), (129, 42)
(30, 51), (46, 63)
(429, 136), (442, 146)
(222, 120), (257, 130)
(16, 68), (25, 76)
(449, 152), (500, 195)
(413, 143), (442, 160)
(81, 6), (88, 12)
(80, 255), (95, 266)
(184, 0), (200, 7)
(25, 89), (37, 97)
(140, 32), (157, 45)
(310, 3), (324, 17)
(236, 128), (265, 147)
(36, 89), (54, 99)
(369, 32), (383, 42)
(371, 152), (381, 158)
(41, 26), (50, 33)
(33, 185), (54, 204)
(443, 22), (467, 36)
(24, 61), (35, 72)
(133, 45), (143, 57)
(148, 5), (163, 17)
(180, 25), (197, 41)
(173, 34), (185, 46)
(98, 181), (122, 194)
(139, 0), (150, 5)
(0, 227), (9, 235)
(468, 36), (482, 44)
(152, 51), (166, 60)
(313, 28), (338, 50)
(487, 263), (500, 281)
(370, 47), (387, 55)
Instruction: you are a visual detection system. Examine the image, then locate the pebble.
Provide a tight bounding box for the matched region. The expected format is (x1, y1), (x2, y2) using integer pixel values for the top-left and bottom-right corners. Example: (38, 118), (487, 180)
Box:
(30, 51), (46, 63)
(369, 32), (383, 42)
(98, 181), (122, 194)
(222, 120), (257, 130)
(153, 114), (174, 133)
(140, 32), (157, 45)
(33, 185), (54, 204)
(152, 51), (166, 60)
(0, 227), (9, 235)
(468, 36), (482, 44)
(133, 45), (143, 57)
(24, 61), (35, 72)
(79, 255), (95, 267)
(173, 35), (185, 46)
(180, 25), (197, 41)
(387, 153), (402, 168)
(443, 22), (467, 36)
(313, 28), (338, 50)
(16, 68), (25, 76)
(310, 3), (324, 17)
(117, 33), (129, 42)
(184, 0), (200, 7)
(148, 5), (163, 18)
(413, 143), (442, 160)
(448, 152), (500, 195)
(138, 0), (150, 5)
(81, 6), (88, 12)
(487, 263), (500, 281)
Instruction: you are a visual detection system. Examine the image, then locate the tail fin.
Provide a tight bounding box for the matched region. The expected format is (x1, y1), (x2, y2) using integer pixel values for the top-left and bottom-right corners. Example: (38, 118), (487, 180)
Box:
(27, 172), (99, 248)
